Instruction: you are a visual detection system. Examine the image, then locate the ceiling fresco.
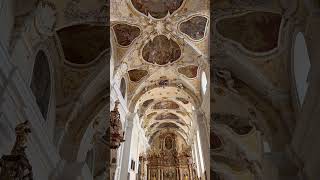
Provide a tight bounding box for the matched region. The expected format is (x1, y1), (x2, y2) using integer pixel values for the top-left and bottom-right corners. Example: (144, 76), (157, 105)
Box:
(153, 101), (180, 109)
(180, 16), (208, 40)
(113, 24), (141, 46)
(131, 0), (184, 19)
(142, 35), (181, 65)
(128, 69), (148, 82)
(178, 65), (199, 78)
(155, 113), (179, 120)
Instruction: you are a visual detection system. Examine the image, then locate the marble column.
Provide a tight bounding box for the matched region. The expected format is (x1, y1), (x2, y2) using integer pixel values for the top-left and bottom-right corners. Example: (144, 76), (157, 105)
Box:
(119, 113), (135, 180)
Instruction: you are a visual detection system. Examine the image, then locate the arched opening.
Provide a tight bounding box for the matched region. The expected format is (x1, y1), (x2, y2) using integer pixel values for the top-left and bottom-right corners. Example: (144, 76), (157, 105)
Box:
(293, 32), (311, 106)
(30, 50), (51, 120)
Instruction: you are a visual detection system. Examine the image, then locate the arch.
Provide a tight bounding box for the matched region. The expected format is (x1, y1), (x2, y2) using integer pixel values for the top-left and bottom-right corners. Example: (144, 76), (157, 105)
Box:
(293, 32), (311, 106)
(30, 50), (51, 120)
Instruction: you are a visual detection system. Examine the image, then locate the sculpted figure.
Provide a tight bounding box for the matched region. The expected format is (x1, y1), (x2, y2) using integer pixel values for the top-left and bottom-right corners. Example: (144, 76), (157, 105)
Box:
(110, 101), (125, 149)
(0, 121), (33, 180)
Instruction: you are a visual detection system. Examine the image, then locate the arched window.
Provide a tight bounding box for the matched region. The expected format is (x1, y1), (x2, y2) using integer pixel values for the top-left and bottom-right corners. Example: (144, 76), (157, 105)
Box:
(201, 72), (207, 94)
(120, 78), (126, 98)
(30, 50), (51, 120)
(293, 32), (311, 106)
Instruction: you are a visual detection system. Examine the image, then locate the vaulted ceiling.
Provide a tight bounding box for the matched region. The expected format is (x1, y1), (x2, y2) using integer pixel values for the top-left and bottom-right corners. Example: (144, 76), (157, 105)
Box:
(111, 0), (210, 144)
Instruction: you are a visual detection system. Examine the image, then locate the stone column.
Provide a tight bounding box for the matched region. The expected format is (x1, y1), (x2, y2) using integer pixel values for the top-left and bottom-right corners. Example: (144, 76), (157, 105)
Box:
(193, 109), (210, 178)
(119, 113), (135, 180)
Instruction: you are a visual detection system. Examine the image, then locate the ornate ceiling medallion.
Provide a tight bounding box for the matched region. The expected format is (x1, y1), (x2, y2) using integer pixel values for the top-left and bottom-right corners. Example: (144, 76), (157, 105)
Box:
(178, 65), (199, 78)
(153, 101), (179, 109)
(142, 35), (181, 65)
(128, 69), (148, 82)
(179, 16), (208, 41)
(216, 12), (282, 53)
(113, 23), (141, 47)
(131, 0), (184, 19)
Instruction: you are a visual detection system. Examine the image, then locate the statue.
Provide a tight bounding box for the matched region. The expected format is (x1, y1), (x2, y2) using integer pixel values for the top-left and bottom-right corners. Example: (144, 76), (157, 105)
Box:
(109, 101), (125, 149)
(0, 121), (33, 180)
